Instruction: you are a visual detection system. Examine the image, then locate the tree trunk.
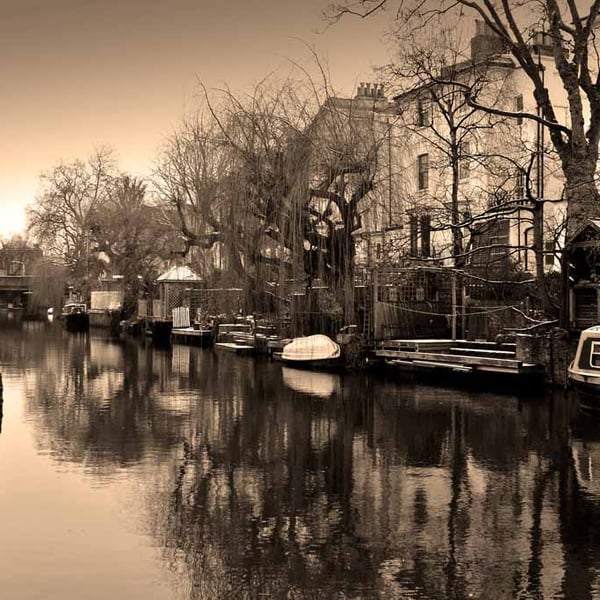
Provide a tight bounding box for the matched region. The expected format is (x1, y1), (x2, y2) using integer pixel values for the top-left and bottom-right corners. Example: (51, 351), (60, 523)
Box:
(564, 156), (600, 241)
(532, 200), (553, 314)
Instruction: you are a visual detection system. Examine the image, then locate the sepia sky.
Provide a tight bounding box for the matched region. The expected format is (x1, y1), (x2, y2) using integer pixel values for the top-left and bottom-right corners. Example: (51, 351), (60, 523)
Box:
(0, 0), (390, 237)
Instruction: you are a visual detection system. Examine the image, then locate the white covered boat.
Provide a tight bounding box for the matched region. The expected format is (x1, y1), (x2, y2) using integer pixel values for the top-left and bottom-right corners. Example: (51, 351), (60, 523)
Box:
(568, 325), (600, 411)
(277, 334), (342, 369)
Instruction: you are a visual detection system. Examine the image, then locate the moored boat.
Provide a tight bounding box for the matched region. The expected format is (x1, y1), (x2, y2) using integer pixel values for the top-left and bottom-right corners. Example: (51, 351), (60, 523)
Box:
(568, 325), (600, 411)
(59, 302), (89, 332)
(276, 334), (342, 369)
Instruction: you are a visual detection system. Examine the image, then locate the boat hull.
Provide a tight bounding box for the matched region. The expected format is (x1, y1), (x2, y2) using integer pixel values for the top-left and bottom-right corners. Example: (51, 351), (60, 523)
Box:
(63, 312), (89, 332)
(275, 355), (343, 370)
(569, 369), (600, 412)
(568, 326), (600, 412)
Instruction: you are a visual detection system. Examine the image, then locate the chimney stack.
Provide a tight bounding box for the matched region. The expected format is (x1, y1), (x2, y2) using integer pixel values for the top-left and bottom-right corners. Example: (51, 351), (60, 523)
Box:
(471, 19), (508, 61)
(356, 81), (385, 99)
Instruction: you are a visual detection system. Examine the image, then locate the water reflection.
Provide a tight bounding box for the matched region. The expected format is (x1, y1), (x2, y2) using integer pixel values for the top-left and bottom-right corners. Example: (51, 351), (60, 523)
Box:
(3, 319), (600, 598)
(282, 366), (341, 398)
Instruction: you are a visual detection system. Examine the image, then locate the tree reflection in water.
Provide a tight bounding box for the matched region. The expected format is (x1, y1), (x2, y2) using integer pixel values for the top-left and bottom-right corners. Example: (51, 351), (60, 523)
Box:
(5, 320), (600, 598)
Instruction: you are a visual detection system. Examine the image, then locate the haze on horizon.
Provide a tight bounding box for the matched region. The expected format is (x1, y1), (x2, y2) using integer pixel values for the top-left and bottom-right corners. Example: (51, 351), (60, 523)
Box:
(0, 0), (390, 239)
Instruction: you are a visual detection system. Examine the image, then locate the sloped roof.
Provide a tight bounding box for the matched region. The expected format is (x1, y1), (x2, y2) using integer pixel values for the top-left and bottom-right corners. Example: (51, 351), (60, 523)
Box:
(157, 265), (203, 282)
(569, 219), (600, 244)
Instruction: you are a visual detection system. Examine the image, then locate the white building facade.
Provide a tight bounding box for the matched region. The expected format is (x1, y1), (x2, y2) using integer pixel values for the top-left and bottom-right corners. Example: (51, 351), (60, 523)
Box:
(353, 22), (570, 281)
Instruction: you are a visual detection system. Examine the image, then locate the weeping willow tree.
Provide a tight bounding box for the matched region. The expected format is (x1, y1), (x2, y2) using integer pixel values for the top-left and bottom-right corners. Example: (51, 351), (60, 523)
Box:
(155, 71), (389, 327)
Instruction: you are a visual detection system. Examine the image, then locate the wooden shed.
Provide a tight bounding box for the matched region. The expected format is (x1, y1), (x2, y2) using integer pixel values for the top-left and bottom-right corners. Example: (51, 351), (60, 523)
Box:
(569, 219), (600, 330)
(138, 265), (204, 321)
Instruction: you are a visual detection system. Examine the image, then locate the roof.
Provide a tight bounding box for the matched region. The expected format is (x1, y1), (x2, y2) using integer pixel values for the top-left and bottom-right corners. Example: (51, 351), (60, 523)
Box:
(569, 219), (600, 245)
(156, 265), (203, 282)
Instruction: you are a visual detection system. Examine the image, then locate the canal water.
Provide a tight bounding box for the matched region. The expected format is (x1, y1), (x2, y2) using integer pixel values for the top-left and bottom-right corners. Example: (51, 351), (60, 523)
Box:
(1, 316), (599, 599)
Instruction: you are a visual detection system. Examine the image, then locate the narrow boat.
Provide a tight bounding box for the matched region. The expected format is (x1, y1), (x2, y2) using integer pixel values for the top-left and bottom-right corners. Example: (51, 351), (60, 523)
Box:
(276, 334), (342, 369)
(59, 302), (89, 332)
(568, 325), (600, 411)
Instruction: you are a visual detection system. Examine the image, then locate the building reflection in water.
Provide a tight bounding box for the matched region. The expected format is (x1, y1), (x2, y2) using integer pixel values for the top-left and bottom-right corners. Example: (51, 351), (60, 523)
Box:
(5, 320), (600, 599)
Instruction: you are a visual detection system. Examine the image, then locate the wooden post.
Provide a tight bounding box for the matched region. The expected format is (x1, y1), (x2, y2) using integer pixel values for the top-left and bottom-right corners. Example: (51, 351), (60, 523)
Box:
(461, 280), (468, 340)
(372, 268), (379, 342)
(451, 271), (457, 341)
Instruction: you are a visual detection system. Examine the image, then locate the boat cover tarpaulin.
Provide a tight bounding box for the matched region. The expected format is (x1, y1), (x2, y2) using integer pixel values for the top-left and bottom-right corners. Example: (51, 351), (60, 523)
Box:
(281, 334), (341, 361)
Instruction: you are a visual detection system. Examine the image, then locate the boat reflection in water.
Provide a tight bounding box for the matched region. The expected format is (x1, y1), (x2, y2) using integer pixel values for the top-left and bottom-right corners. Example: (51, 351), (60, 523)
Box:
(281, 366), (341, 398)
(572, 413), (600, 498)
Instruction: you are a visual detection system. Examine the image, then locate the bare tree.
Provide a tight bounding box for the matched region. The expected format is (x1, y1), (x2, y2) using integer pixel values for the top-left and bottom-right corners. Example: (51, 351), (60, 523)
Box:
(27, 148), (116, 296)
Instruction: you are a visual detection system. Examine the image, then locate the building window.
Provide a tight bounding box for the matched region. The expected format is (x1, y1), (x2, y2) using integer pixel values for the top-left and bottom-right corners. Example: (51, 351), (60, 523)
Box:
(409, 213), (431, 257)
(420, 215), (431, 257)
(409, 214), (419, 255)
(591, 341), (600, 368)
(515, 170), (525, 199)
(417, 95), (431, 127)
(459, 142), (470, 180)
(544, 239), (555, 266)
(417, 153), (429, 190)
(523, 227), (533, 271)
(515, 94), (523, 125)
(8, 260), (24, 276)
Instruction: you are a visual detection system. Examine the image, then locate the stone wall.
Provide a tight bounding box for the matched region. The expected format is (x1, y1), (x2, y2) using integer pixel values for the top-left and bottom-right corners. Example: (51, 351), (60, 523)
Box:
(516, 328), (572, 386)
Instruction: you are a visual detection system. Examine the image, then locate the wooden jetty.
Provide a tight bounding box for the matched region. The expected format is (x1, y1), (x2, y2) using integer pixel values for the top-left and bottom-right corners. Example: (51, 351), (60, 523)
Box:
(375, 339), (544, 377)
(214, 341), (255, 355)
(171, 325), (213, 346)
(211, 319), (282, 356)
(213, 322), (256, 355)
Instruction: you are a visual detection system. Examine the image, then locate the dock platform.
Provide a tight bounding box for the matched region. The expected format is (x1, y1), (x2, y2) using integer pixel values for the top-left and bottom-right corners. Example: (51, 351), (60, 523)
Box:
(375, 339), (543, 376)
(171, 326), (213, 346)
(214, 342), (255, 355)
